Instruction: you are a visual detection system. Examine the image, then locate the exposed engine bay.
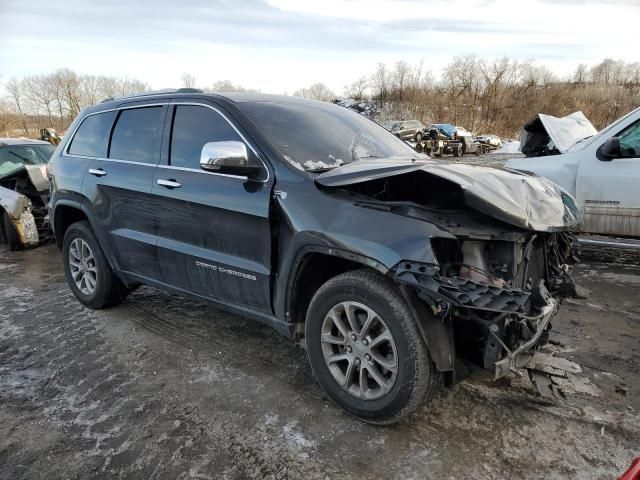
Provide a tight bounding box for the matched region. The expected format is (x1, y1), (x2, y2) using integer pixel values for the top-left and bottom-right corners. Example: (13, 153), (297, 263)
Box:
(316, 162), (586, 385)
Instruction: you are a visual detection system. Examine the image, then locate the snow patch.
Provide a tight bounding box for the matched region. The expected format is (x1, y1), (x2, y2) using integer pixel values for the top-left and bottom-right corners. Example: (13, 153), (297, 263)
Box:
(493, 140), (521, 154)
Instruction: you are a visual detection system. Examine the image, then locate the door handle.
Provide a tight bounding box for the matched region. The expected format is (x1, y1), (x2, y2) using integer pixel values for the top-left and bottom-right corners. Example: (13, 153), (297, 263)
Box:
(88, 168), (107, 177)
(157, 178), (182, 189)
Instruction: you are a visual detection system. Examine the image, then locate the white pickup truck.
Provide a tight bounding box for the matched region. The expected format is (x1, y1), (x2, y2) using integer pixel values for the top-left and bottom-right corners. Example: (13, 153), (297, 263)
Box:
(507, 107), (640, 237)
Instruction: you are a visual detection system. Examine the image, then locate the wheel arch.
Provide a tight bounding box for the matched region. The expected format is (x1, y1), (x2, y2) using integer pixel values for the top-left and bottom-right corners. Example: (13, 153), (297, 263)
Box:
(53, 200), (92, 248)
(284, 246), (388, 338)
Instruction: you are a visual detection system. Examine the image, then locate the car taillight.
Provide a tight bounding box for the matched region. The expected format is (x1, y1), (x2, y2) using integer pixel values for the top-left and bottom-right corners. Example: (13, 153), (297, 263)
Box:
(620, 458), (640, 480)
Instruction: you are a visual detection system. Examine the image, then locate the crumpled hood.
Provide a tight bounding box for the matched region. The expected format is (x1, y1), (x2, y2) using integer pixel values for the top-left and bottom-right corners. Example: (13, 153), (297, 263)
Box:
(521, 111), (597, 156)
(315, 159), (583, 232)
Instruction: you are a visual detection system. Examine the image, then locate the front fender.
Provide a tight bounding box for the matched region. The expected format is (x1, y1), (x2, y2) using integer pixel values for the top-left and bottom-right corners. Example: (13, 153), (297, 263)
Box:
(272, 179), (456, 320)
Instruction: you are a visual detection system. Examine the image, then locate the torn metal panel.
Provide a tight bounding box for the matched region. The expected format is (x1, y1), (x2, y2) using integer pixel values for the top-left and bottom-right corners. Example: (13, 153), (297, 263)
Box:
(396, 269), (531, 313)
(0, 186), (31, 218)
(23, 164), (49, 193)
(0, 185), (39, 246)
(521, 111), (597, 157)
(315, 158), (583, 232)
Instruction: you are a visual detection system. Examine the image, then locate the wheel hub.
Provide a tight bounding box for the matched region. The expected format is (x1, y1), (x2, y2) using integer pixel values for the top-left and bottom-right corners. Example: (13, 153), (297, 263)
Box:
(68, 238), (97, 296)
(320, 301), (398, 400)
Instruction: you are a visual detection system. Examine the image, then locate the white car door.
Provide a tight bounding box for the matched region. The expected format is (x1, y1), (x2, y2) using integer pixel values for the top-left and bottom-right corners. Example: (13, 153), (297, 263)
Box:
(575, 117), (640, 236)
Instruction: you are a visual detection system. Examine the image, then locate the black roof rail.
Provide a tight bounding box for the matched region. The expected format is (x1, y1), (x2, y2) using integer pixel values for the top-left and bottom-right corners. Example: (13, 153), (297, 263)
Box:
(175, 88), (204, 93)
(99, 88), (205, 104)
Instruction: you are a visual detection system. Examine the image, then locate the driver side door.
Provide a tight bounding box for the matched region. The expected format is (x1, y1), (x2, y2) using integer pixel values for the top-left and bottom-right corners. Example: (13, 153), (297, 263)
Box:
(152, 101), (273, 313)
(576, 119), (640, 236)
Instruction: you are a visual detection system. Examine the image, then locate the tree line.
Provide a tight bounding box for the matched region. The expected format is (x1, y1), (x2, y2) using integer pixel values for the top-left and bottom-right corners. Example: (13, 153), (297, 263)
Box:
(2, 57), (639, 138)
(304, 57), (640, 137)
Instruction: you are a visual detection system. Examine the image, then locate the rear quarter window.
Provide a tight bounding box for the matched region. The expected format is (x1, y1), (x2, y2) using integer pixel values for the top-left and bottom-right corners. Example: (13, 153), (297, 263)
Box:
(67, 111), (114, 157)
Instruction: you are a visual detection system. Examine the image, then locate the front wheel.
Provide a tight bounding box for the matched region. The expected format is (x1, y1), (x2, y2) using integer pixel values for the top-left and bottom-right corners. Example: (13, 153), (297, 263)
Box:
(305, 270), (441, 424)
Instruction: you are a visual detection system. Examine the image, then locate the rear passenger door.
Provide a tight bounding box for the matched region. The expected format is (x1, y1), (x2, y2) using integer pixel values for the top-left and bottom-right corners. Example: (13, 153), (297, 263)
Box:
(152, 101), (273, 313)
(81, 104), (166, 280)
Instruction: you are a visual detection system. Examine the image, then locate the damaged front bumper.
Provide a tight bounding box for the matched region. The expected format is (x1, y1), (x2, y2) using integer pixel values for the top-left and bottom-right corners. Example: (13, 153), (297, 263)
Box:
(492, 297), (557, 379)
(0, 187), (40, 246)
(394, 262), (563, 380)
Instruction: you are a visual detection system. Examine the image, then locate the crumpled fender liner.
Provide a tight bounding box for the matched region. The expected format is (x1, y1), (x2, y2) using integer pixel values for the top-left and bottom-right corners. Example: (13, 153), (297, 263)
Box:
(394, 264), (531, 314)
(398, 285), (456, 374)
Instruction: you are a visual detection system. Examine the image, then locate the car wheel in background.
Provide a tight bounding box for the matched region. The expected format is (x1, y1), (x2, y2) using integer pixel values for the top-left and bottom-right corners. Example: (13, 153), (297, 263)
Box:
(415, 132), (423, 142)
(62, 220), (125, 309)
(305, 270), (441, 424)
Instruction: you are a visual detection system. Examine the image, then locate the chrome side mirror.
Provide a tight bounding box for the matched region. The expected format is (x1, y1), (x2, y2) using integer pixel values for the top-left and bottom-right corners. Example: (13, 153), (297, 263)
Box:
(200, 141), (263, 179)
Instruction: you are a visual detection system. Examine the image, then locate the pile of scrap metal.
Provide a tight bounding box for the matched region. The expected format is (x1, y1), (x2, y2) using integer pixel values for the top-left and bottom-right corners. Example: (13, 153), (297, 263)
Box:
(0, 138), (55, 250)
(333, 99), (380, 119)
(420, 124), (485, 157)
(520, 111), (597, 157)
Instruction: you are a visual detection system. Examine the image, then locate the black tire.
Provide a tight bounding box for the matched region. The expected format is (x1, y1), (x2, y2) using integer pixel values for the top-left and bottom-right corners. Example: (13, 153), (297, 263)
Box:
(453, 146), (462, 157)
(305, 270), (441, 424)
(62, 220), (125, 309)
(2, 210), (22, 251)
(415, 132), (423, 142)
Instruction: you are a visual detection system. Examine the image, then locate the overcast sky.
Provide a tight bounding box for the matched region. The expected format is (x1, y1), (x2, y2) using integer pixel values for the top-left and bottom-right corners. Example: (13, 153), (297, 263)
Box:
(0, 0), (637, 94)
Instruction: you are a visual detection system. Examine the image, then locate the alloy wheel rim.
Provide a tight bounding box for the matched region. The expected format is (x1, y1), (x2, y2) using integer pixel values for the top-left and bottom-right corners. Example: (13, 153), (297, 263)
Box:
(320, 301), (398, 400)
(69, 238), (97, 295)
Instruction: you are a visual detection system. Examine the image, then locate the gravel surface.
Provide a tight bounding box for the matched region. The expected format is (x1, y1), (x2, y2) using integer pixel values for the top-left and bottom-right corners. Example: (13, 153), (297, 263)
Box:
(1, 242), (638, 479)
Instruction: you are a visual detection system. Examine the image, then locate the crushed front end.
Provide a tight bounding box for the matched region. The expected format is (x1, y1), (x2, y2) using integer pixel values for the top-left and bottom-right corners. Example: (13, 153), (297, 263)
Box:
(314, 158), (586, 384)
(394, 230), (584, 380)
(0, 164), (51, 248)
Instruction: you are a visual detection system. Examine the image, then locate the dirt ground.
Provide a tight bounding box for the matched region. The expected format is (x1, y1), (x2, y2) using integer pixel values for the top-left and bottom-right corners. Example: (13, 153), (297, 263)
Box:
(1, 240), (639, 479)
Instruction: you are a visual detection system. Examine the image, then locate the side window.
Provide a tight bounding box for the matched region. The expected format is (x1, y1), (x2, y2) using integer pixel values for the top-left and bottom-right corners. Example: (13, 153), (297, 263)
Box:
(618, 121), (640, 157)
(170, 105), (244, 169)
(68, 111), (114, 157)
(109, 107), (163, 163)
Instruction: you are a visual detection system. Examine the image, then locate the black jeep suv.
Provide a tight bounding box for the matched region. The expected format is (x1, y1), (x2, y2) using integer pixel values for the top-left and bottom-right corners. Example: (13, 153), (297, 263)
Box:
(49, 90), (583, 424)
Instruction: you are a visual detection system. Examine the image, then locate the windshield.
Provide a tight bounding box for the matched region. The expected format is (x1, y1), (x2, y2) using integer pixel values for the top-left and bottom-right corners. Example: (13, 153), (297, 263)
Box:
(387, 121), (402, 130)
(237, 101), (418, 171)
(0, 144), (55, 177)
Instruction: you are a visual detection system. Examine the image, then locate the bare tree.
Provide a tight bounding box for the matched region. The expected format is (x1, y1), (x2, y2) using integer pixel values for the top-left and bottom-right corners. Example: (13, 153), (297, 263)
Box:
(574, 64), (588, 83)
(2, 70), (148, 135)
(370, 63), (390, 103)
(293, 83), (336, 101)
(181, 73), (196, 88)
(6, 79), (32, 135)
(343, 77), (368, 100)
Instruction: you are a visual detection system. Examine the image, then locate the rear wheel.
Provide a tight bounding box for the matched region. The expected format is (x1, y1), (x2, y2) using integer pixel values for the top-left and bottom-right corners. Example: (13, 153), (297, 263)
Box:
(415, 132), (423, 142)
(1, 210), (22, 251)
(305, 270), (441, 424)
(62, 221), (125, 309)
